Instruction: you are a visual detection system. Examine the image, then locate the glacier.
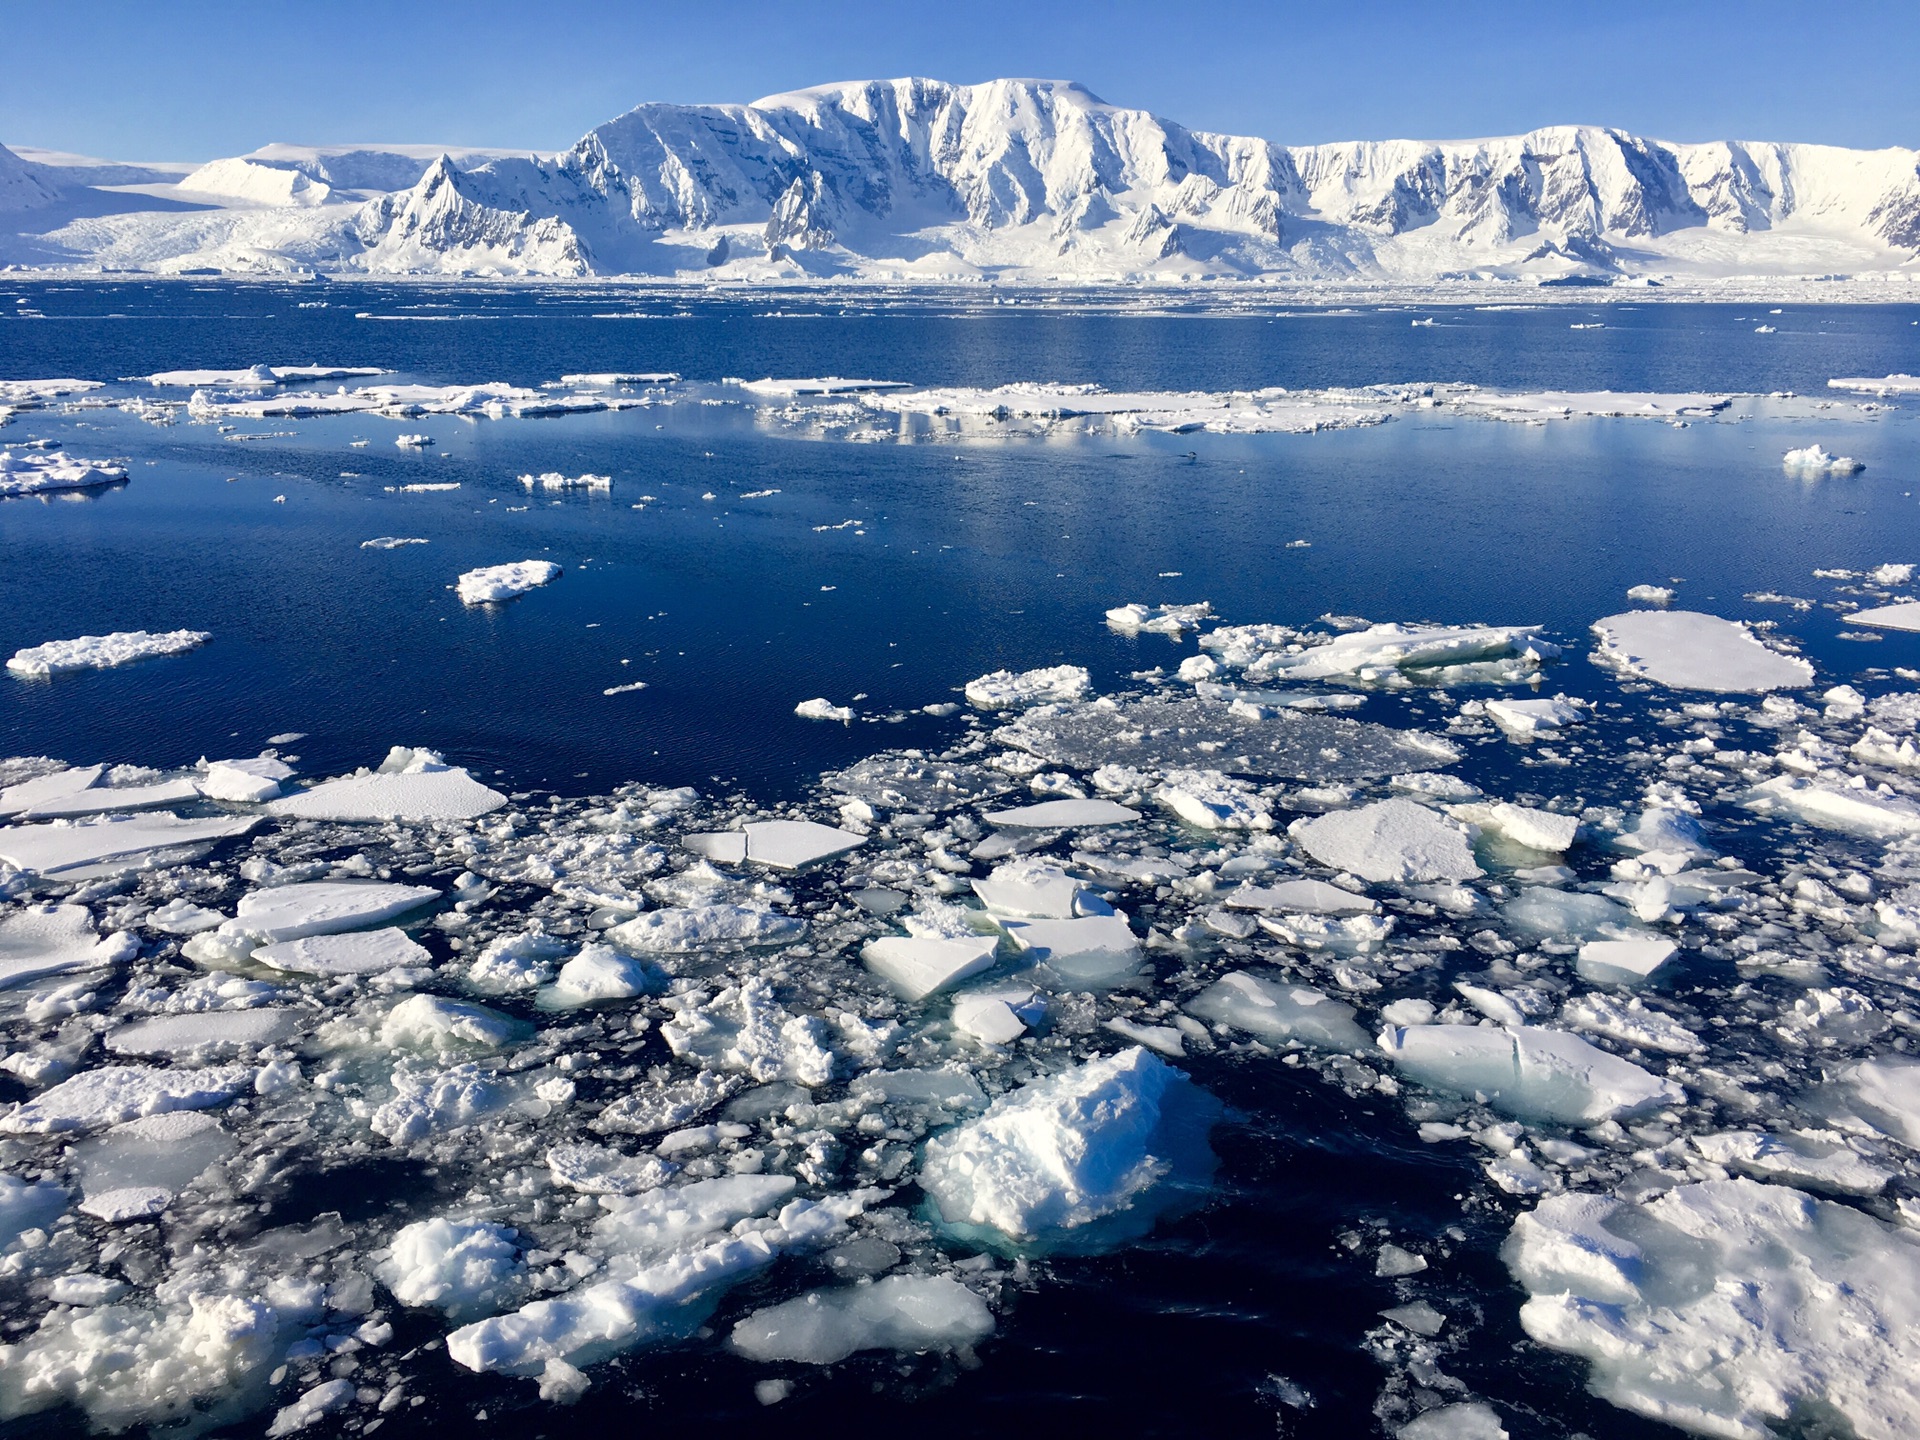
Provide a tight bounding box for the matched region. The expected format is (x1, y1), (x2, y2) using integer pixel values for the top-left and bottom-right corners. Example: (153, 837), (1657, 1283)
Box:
(4, 77), (1919, 285)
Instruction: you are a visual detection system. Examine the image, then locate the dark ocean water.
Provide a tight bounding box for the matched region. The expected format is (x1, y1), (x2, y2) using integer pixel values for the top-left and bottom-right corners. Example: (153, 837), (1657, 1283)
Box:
(3, 284), (1919, 1440)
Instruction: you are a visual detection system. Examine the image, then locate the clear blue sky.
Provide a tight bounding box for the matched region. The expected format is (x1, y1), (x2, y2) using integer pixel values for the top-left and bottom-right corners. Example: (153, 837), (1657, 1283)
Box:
(5, 0), (1916, 160)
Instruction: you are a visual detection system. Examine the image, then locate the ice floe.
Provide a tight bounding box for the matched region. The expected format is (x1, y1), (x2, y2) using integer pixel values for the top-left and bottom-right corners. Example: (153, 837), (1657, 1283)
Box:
(267, 747), (506, 821)
(1591, 610), (1813, 692)
(1782, 444), (1865, 475)
(456, 560), (561, 604)
(1291, 799), (1483, 883)
(1506, 1179), (1920, 1440)
(964, 664), (1090, 709)
(1845, 600), (1920, 633)
(0, 450), (128, 496)
(730, 1274), (993, 1363)
(1378, 1024), (1683, 1124)
(6, 629), (210, 677)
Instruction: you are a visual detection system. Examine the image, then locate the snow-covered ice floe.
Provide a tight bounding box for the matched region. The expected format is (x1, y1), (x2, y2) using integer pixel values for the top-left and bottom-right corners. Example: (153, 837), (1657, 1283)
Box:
(1828, 373), (1920, 396)
(1199, 621), (1557, 688)
(456, 560), (561, 604)
(0, 450), (129, 497)
(1845, 600), (1920, 634)
(7, 630), (210, 677)
(1590, 610), (1813, 692)
(1506, 1178), (1920, 1439)
(267, 746), (506, 821)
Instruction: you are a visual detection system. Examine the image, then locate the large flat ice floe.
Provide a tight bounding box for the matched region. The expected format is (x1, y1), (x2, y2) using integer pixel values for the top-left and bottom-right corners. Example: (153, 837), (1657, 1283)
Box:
(1590, 610), (1813, 692)
(1290, 799), (1483, 883)
(1378, 1023), (1682, 1124)
(1506, 1179), (1920, 1440)
(7, 630), (210, 677)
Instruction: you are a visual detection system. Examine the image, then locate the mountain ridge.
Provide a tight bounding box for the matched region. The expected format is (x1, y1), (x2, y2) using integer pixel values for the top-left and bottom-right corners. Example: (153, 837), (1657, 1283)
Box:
(4, 76), (1918, 283)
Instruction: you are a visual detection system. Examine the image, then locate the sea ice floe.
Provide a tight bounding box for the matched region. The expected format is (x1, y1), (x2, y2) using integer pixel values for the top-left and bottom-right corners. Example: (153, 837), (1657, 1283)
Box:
(980, 798), (1141, 827)
(607, 905), (806, 952)
(972, 857), (1084, 918)
(0, 1064), (256, 1133)
(794, 697), (854, 722)
(1590, 610), (1813, 693)
(1397, 1403), (1509, 1440)
(1225, 879), (1377, 914)
(267, 746), (506, 821)
(1203, 622), (1556, 687)
(862, 936), (999, 1000)
(0, 812), (259, 878)
(377, 1218), (527, 1322)
(918, 1047), (1219, 1251)
(1187, 972), (1368, 1051)
(1154, 769), (1272, 830)
(254, 927), (430, 976)
(1104, 601), (1214, 635)
(1377, 1024), (1683, 1124)
(964, 664), (1091, 709)
(456, 560), (561, 604)
(1845, 600), (1920, 634)
(19, 777), (204, 818)
(0, 903), (137, 989)
(998, 913), (1141, 981)
(1482, 696), (1581, 735)
(1829, 1057), (1920, 1147)
(1828, 372), (1920, 395)
(1690, 1130), (1892, 1197)
(1575, 938), (1678, 986)
(0, 449), (129, 496)
(520, 472), (611, 490)
(1505, 1178), (1920, 1440)
(1782, 444), (1865, 475)
(1458, 801), (1579, 853)
(1625, 583), (1674, 604)
(737, 819), (865, 869)
(1744, 774), (1920, 837)
(729, 1274), (994, 1363)
(0, 763), (104, 817)
(105, 1009), (303, 1056)
(212, 880), (440, 945)
(1290, 799), (1483, 883)
(537, 944), (664, 1008)
(6, 629), (210, 677)
(361, 536), (428, 549)
(952, 988), (1047, 1045)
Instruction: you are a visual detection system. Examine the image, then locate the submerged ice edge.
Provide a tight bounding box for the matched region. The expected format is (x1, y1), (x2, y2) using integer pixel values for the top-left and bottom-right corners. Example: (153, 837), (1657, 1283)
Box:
(4, 600), (1920, 1439)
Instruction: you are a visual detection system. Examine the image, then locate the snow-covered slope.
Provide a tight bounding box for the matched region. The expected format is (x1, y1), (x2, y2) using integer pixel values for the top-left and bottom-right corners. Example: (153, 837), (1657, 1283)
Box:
(4, 78), (1919, 283)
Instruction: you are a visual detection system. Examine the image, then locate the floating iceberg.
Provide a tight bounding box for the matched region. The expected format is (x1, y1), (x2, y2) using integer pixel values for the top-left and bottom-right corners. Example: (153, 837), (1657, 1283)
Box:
(7, 629), (210, 677)
(1591, 610), (1813, 692)
(457, 560), (561, 604)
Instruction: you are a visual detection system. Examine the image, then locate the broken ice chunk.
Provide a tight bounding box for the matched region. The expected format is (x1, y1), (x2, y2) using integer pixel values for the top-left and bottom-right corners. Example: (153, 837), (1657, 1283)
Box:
(1575, 938), (1677, 986)
(1846, 601), (1920, 634)
(972, 857), (1083, 918)
(1205, 621), (1557, 687)
(1105, 602), (1214, 636)
(537, 945), (665, 1009)
(19, 777), (204, 818)
(964, 664), (1090, 709)
(1291, 799), (1483, 884)
(6, 630), (211, 678)
(1690, 1131), (1891, 1197)
(607, 905), (805, 952)
(1226, 879), (1377, 915)
(1463, 802), (1580, 854)
(918, 1047), (1220, 1252)
(729, 1275), (994, 1363)
(105, 1009), (303, 1056)
(981, 798), (1141, 827)
(217, 881), (439, 945)
(0, 904), (137, 990)
(457, 560), (561, 605)
(740, 819), (864, 869)
(862, 935), (999, 1001)
(546, 1143), (675, 1196)
(952, 988), (1045, 1045)
(1505, 1178), (1920, 1440)
(1590, 611), (1813, 693)
(1483, 696), (1582, 736)
(999, 913), (1141, 982)
(683, 832), (749, 863)
(794, 697), (854, 722)
(1745, 774), (1920, 837)
(1154, 769), (1272, 830)
(255, 927), (431, 977)
(268, 748), (506, 821)
(1398, 1404), (1507, 1440)
(0, 813), (258, 879)
(1187, 972), (1368, 1051)
(1828, 1057), (1920, 1147)
(1782, 445), (1864, 476)
(197, 755), (293, 803)
(378, 994), (529, 1052)
(0, 764), (104, 817)
(1625, 584), (1674, 605)
(1377, 1024), (1682, 1125)
(0, 1064), (256, 1133)
(377, 1218), (527, 1322)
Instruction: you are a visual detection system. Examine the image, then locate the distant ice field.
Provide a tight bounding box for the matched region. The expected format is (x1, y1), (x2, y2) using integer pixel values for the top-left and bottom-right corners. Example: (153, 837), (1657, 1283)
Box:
(3, 286), (1920, 1440)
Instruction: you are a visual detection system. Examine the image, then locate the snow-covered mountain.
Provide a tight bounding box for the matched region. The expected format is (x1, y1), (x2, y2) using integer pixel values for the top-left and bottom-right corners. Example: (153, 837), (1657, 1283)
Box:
(5, 77), (1919, 283)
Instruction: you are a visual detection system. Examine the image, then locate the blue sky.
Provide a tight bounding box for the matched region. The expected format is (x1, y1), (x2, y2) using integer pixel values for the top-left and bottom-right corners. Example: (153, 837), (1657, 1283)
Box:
(6, 0), (1916, 160)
